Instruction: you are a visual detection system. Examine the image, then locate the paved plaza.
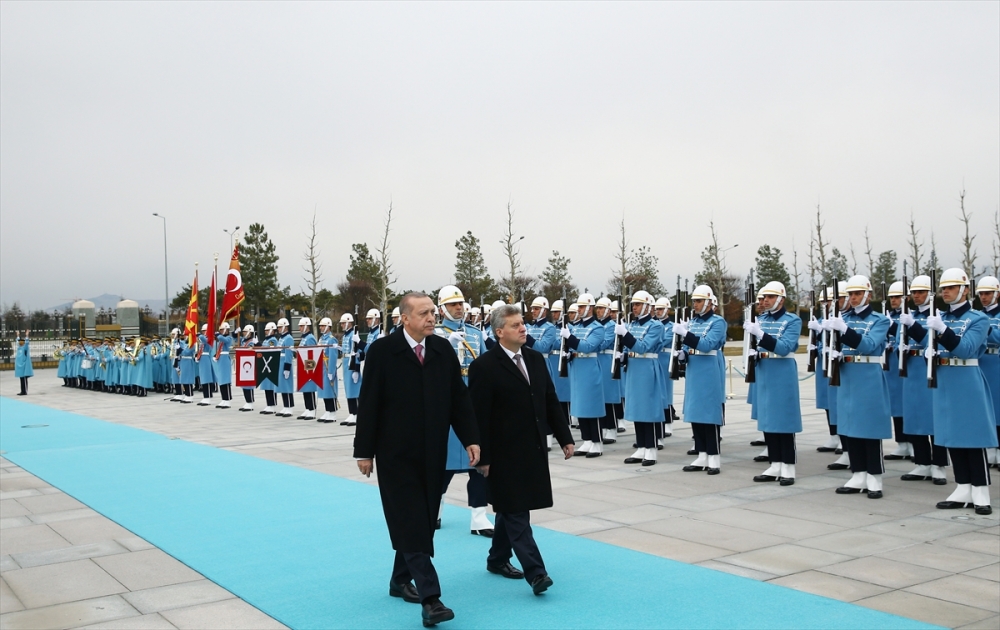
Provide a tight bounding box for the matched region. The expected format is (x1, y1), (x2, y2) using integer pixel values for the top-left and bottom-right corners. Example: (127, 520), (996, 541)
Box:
(0, 357), (997, 629)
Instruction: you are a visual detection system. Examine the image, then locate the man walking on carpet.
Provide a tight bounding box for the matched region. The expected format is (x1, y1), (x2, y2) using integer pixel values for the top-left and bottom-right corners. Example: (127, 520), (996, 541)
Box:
(354, 292), (481, 628)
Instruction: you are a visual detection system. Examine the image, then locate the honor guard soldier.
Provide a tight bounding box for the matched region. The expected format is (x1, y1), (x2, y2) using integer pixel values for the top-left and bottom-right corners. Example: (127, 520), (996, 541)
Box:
(297, 318), (319, 420)
(676, 285), (727, 474)
(434, 285), (492, 536)
(365, 308), (383, 342)
(884, 282), (914, 460)
(178, 333), (197, 403)
(238, 325), (258, 411)
(896, 276), (948, 484)
(826, 275), (892, 499)
(609, 301), (626, 434)
(14, 332), (33, 395)
(525, 296), (559, 450)
(744, 282), (802, 485)
(975, 276), (1000, 468)
(389, 307), (402, 335)
(926, 268), (997, 514)
(258, 322), (279, 414)
(595, 296), (621, 444)
(317, 317), (341, 423)
(214, 322), (235, 408)
(549, 300), (573, 424)
(275, 318), (296, 417)
(654, 297), (675, 437)
(560, 294), (612, 458)
(196, 324), (217, 405)
(616, 292), (665, 466)
(167, 329), (183, 401)
(825, 282), (852, 470)
(809, 289), (840, 453)
(341, 313), (362, 426)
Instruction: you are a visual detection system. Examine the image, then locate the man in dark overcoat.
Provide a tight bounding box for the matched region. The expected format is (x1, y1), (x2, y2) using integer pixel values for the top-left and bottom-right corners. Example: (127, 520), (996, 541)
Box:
(469, 303), (574, 595)
(354, 292), (480, 627)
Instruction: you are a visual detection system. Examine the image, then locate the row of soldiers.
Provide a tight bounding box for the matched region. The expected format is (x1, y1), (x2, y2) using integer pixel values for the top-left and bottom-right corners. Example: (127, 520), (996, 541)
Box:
(57, 336), (177, 396)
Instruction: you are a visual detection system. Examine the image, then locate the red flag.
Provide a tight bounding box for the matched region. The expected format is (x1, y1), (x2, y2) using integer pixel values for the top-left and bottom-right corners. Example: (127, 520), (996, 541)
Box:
(207, 266), (217, 346)
(296, 347), (324, 391)
(220, 244), (245, 324)
(234, 348), (256, 387)
(183, 270), (199, 347)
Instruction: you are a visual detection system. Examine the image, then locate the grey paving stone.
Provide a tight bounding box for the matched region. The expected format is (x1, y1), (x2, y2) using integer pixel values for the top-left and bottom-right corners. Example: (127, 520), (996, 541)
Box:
(937, 531), (1000, 556)
(878, 542), (998, 573)
(962, 562), (1000, 582)
(904, 574), (1000, 613)
(0, 490), (41, 501)
(0, 524), (71, 556)
(767, 570), (891, 602)
(796, 529), (916, 557)
(715, 544), (853, 577)
(0, 475), (51, 493)
(584, 527), (733, 564)
(957, 614), (1000, 629)
(0, 499), (31, 517)
(558, 483), (667, 507)
(590, 503), (688, 525)
(47, 516), (135, 546)
(116, 536), (156, 552)
(81, 612), (178, 629)
(0, 595), (139, 630)
(657, 493), (750, 512)
(695, 559), (777, 581)
(159, 599), (287, 629)
(14, 493), (86, 515)
(0, 555), (20, 572)
(863, 515), (988, 542)
(819, 556), (951, 589)
(692, 506), (843, 540)
(738, 495), (896, 528)
(93, 549), (203, 591)
(4, 559), (127, 608)
(123, 580), (235, 614)
(29, 508), (100, 524)
(537, 515), (622, 535)
(0, 516), (33, 529)
(855, 590), (996, 629)
(1, 577), (25, 613)
(635, 516), (792, 552)
(11, 540), (129, 569)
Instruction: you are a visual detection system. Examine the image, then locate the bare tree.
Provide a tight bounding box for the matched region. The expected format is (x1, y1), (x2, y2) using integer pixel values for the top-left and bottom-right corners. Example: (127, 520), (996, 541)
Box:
(375, 200), (397, 332)
(607, 217), (631, 298)
(863, 226), (875, 277)
(807, 237), (817, 290)
(993, 206), (1000, 277)
(849, 241), (858, 276)
(302, 210), (323, 336)
(958, 188), (978, 279)
(791, 239), (803, 305)
(907, 213), (923, 276)
(498, 199), (534, 301)
(811, 204), (830, 286)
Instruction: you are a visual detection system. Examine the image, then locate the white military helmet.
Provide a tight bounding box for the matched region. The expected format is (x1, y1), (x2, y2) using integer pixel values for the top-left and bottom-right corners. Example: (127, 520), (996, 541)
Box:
(491, 300), (506, 310)
(438, 285), (465, 306)
(219, 322), (230, 331)
(391, 307), (401, 318)
(531, 296), (550, 310)
(469, 306), (481, 322)
(631, 290), (655, 317)
(691, 285), (714, 315)
(975, 275), (1000, 293)
(845, 275), (873, 307)
(568, 303), (579, 316)
(939, 267), (970, 287)
(551, 299), (564, 312)
(482, 303), (493, 316)
(298, 317), (312, 327)
(760, 281), (785, 312)
(200, 323), (208, 332)
(610, 300), (620, 311)
(655, 296), (671, 309)
(463, 302), (471, 315)
(339, 313), (354, 324)
(264, 322), (277, 332)
(887, 281), (905, 297)
(596, 296), (612, 309)
(319, 317), (333, 328)
(366, 308), (381, 320)
(837, 281), (848, 295)
(277, 317), (290, 328)
(171, 327), (181, 336)
(909, 275), (932, 292)
(243, 324), (255, 334)
(577, 293), (595, 307)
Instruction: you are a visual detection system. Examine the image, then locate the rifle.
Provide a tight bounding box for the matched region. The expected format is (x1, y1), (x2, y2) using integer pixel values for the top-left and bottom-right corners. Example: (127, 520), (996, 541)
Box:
(744, 281), (757, 384)
(668, 291), (686, 380)
(611, 286), (628, 380)
(348, 304), (361, 372)
(881, 281), (890, 370)
(557, 291), (569, 378)
(807, 289), (818, 372)
(927, 270), (938, 389)
(829, 279), (842, 387)
(898, 276), (909, 377)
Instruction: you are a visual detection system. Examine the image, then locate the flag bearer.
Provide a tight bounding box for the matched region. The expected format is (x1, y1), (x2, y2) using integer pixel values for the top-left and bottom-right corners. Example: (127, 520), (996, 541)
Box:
(275, 317), (296, 417)
(197, 324), (217, 406)
(317, 317), (340, 422)
(214, 322), (235, 408)
(296, 318), (319, 420)
(238, 325), (257, 411)
(258, 322), (279, 414)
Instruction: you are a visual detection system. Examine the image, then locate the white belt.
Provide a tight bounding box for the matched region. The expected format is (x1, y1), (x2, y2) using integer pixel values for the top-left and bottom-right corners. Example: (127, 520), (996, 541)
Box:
(757, 352), (793, 359)
(601, 350), (616, 355)
(842, 355), (880, 364)
(550, 351), (562, 356)
(218, 352), (229, 356)
(181, 357), (193, 361)
(689, 350), (717, 356)
(939, 357), (979, 367)
(576, 352), (598, 358)
(986, 348), (999, 355)
(628, 352), (658, 359)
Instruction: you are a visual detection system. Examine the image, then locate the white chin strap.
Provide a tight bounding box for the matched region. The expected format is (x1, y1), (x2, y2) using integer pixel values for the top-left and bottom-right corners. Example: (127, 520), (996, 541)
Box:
(946, 287), (967, 306)
(982, 292), (998, 307)
(696, 302), (710, 316)
(579, 306), (592, 319)
(442, 306), (461, 322)
(766, 296), (784, 313)
(634, 303), (651, 318)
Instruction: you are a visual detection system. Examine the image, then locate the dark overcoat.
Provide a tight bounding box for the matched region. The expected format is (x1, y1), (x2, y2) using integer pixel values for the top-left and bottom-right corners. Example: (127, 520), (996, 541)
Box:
(353, 328), (479, 555)
(468, 343), (574, 513)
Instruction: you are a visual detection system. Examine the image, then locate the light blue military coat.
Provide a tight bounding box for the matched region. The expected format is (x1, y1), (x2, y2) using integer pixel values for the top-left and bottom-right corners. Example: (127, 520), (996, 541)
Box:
(526, 318), (560, 395)
(930, 303), (998, 448)
(835, 305), (891, 440)
(598, 318), (622, 404)
(899, 307), (934, 436)
(276, 332), (295, 394)
(621, 315), (664, 422)
(213, 333), (234, 386)
(14, 338), (33, 378)
(566, 316), (607, 419)
(979, 304), (1000, 427)
(656, 318), (675, 408)
(318, 332), (339, 400)
(885, 309), (903, 417)
(548, 319), (572, 403)
(681, 311), (727, 425)
(436, 319), (486, 471)
(754, 308), (803, 434)
(297, 332), (319, 393)
(178, 339), (197, 385)
(197, 335), (216, 385)
(341, 327), (362, 399)
(258, 334), (279, 391)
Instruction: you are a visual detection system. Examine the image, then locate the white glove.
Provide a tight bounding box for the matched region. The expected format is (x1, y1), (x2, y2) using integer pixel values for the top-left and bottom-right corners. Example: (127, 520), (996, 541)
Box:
(747, 348), (757, 358)
(674, 321), (689, 337)
(559, 327), (571, 339)
(924, 346), (937, 360)
(807, 319), (823, 333)
(829, 349), (843, 360)
(898, 343), (909, 352)
(352, 371), (359, 383)
(807, 343), (817, 351)
(827, 316), (847, 333)
(614, 322), (628, 336)
(672, 349), (688, 361)
(327, 374), (335, 382)
(283, 369), (291, 380)
(448, 331), (465, 343)
(743, 320), (764, 339)
(352, 332), (361, 343)
(899, 312), (915, 327)
(926, 314), (946, 334)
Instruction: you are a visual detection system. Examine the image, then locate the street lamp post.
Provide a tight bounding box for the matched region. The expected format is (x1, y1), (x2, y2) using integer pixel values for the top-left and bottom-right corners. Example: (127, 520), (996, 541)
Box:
(152, 213), (169, 335)
(223, 226), (240, 253)
(718, 243), (739, 311)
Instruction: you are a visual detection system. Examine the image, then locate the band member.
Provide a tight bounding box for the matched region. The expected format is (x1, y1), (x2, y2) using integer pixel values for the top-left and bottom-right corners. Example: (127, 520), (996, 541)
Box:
(560, 294), (608, 457)
(317, 317), (341, 423)
(616, 292), (665, 465)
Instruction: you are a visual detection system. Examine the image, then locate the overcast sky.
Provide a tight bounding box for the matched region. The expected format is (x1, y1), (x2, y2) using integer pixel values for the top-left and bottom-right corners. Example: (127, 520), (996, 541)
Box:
(1, 1), (997, 311)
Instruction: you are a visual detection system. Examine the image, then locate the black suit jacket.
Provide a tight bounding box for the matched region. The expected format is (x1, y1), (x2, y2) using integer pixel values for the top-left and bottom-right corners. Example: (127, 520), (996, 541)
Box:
(354, 328), (479, 555)
(468, 343), (573, 513)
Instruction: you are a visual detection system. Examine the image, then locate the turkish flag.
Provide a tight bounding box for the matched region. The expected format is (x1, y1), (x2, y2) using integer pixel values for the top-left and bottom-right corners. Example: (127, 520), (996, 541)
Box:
(235, 348), (256, 387)
(220, 244), (245, 323)
(296, 347), (324, 391)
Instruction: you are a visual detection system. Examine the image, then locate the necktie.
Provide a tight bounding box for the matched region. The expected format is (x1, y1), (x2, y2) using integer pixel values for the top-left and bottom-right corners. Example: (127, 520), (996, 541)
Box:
(414, 343), (424, 365)
(514, 353), (530, 384)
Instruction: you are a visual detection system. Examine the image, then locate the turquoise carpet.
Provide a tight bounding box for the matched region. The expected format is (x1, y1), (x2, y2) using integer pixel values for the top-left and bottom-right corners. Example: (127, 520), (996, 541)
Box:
(0, 398), (940, 629)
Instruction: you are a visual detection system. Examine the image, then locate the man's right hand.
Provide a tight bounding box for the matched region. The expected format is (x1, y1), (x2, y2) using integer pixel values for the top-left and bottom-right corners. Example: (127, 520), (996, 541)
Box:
(562, 444), (575, 459)
(357, 459), (373, 477)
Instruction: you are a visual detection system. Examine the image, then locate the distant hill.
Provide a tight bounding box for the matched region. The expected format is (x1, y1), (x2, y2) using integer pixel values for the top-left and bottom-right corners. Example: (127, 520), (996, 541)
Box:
(48, 294), (167, 313)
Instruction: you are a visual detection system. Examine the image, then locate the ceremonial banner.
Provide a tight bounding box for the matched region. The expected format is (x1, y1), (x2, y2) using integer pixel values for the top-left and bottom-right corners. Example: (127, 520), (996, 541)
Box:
(235, 348), (256, 387)
(255, 348), (281, 387)
(207, 266), (217, 346)
(220, 244), (245, 323)
(183, 270), (199, 347)
(296, 347), (324, 390)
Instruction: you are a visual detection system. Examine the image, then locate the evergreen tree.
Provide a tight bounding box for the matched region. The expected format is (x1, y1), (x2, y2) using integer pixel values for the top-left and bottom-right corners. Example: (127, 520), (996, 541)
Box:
(540, 250), (576, 303)
(241, 223), (281, 321)
(453, 231), (498, 305)
(825, 248), (850, 285)
(628, 246), (665, 296)
(336, 243), (381, 317)
(871, 251), (898, 289)
(754, 245), (792, 291)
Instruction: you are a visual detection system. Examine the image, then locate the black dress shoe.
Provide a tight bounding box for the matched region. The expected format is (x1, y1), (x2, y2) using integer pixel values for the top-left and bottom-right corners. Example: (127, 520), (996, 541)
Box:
(435, 519), (441, 530)
(623, 457), (643, 464)
(573, 450), (588, 456)
(933, 478), (948, 485)
(389, 581), (420, 603)
(836, 486), (862, 494)
(546, 447), (552, 452)
(657, 445), (664, 450)
(753, 474), (778, 482)
(750, 440), (766, 446)
(884, 454), (906, 461)
(937, 500), (972, 509)
(682, 465), (707, 472)
(867, 490), (883, 499)
(686, 448), (698, 456)
(706, 468), (720, 475)
(530, 574), (553, 595)
(471, 528), (494, 538)
(753, 455), (770, 463)
(779, 477), (795, 486)
(632, 442), (638, 448)
(901, 474), (932, 481)
(834, 448), (843, 454)
(641, 459), (656, 467)
(421, 598), (455, 627)
(617, 427), (626, 433)
(816, 446), (836, 453)
(975, 505), (993, 515)
(602, 438), (616, 444)
(827, 463), (849, 470)
(585, 451), (603, 458)
(487, 561), (523, 579)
